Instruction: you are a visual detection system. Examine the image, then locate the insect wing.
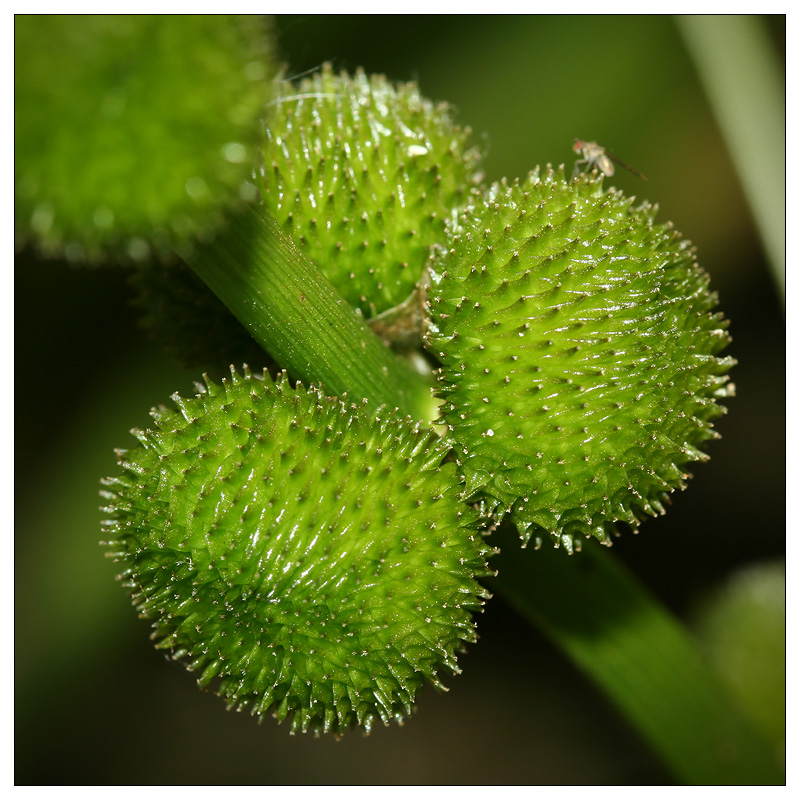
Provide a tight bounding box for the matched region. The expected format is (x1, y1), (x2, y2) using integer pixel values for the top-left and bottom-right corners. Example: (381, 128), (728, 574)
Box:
(605, 151), (647, 180)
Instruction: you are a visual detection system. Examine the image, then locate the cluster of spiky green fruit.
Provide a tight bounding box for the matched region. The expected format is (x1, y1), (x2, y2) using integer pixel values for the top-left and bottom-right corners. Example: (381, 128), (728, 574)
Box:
(101, 368), (493, 734)
(425, 168), (735, 551)
(48, 30), (735, 734)
(257, 63), (482, 318)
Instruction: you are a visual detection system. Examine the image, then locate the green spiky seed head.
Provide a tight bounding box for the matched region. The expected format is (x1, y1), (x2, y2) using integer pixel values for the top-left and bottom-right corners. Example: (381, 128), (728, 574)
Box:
(425, 168), (734, 551)
(15, 15), (274, 263)
(101, 368), (493, 733)
(257, 63), (483, 318)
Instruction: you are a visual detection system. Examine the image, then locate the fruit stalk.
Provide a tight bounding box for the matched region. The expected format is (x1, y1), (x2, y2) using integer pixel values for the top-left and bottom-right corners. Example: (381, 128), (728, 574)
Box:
(186, 204), (435, 422)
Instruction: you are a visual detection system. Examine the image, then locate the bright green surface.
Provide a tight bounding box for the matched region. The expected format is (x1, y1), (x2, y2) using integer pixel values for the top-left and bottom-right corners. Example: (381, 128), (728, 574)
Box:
(15, 15), (273, 262)
(258, 63), (482, 317)
(102, 368), (493, 733)
(426, 169), (734, 548)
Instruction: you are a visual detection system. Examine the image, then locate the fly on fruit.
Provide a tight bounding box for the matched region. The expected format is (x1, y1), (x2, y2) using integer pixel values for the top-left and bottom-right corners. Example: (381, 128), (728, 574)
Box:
(572, 139), (647, 180)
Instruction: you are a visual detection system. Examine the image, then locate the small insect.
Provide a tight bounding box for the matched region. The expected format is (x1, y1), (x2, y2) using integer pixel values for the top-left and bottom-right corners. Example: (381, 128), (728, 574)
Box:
(572, 139), (647, 180)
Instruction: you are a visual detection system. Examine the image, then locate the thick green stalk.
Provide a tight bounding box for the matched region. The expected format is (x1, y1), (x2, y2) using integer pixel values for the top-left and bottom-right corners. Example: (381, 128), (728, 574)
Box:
(490, 526), (784, 785)
(186, 204), (434, 422)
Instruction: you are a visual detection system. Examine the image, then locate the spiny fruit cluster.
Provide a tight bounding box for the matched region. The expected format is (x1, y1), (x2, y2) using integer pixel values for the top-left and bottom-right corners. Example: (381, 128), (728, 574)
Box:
(425, 168), (735, 550)
(99, 56), (734, 735)
(102, 368), (494, 734)
(257, 63), (483, 318)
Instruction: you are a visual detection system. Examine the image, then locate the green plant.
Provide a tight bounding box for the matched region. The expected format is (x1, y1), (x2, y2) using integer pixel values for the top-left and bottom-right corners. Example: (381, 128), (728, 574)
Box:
(15, 14), (784, 785)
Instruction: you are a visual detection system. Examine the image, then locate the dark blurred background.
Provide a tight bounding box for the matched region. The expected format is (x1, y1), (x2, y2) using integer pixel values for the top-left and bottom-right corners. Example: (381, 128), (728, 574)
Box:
(15, 15), (784, 785)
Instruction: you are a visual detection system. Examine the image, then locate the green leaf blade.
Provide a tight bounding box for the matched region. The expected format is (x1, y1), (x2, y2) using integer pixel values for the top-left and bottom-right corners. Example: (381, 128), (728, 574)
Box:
(491, 528), (784, 785)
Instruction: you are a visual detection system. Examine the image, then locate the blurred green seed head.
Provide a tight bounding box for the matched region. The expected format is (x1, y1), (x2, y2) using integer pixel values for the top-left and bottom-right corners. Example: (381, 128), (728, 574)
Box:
(693, 561), (785, 758)
(426, 168), (735, 551)
(15, 15), (274, 263)
(258, 63), (483, 318)
(102, 368), (493, 733)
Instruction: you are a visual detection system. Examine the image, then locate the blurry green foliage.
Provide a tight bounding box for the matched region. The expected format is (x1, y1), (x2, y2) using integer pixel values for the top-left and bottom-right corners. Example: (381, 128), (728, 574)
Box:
(15, 15), (274, 262)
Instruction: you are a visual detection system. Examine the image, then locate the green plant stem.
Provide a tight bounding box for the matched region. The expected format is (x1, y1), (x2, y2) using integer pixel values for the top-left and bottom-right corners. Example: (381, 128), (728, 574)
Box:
(186, 204), (434, 422)
(489, 525), (784, 785)
(187, 199), (781, 784)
